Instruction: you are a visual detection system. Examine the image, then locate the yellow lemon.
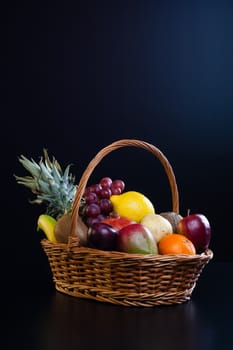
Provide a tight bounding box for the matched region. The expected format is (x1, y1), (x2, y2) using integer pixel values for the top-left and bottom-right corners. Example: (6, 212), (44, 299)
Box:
(110, 191), (155, 223)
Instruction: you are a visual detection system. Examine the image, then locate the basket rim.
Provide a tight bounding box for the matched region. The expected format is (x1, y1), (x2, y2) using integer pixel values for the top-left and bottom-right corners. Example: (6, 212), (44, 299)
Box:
(41, 238), (213, 262)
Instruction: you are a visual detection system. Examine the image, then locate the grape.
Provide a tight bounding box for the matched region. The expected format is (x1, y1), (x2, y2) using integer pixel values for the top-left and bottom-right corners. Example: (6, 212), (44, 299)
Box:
(110, 186), (122, 195)
(100, 177), (112, 189)
(84, 186), (91, 196)
(85, 203), (101, 217)
(84, 192), (98, 204)
(86, 214), (106, 227)
(86, 217), (100, 227)
(89, 183), (102, 196)
(97, 214), (106, 221)
(99, 198), (113, 214)
(82, 177), (126, 224)
(99, 188), (112, 199)
(111, 179), (125, 191)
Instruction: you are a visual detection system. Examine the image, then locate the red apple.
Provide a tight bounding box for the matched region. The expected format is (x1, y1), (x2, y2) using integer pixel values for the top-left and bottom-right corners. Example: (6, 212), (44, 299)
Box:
(100, 216), (136, 231)
(117, 223), (158, 254)
(177, 213), (211, 253)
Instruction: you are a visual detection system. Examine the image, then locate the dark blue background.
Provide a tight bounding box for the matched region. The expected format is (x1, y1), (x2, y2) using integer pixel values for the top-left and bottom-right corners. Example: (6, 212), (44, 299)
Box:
(2, 0), (233, 282)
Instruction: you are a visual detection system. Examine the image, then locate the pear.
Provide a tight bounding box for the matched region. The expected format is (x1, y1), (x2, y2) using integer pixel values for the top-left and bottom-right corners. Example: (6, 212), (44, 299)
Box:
(140, 213), (173, 243)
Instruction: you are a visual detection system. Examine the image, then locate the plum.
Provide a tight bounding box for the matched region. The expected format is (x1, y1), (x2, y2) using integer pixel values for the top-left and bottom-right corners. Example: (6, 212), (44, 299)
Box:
(88, 222), (118, 251)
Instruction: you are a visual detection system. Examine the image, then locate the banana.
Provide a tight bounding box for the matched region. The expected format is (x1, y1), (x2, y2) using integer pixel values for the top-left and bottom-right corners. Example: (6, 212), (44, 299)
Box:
(37, 214), (57, 242)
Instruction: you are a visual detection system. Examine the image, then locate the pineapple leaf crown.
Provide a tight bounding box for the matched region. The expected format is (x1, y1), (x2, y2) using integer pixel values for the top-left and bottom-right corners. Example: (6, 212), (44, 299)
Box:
(14, 149), (77, 218)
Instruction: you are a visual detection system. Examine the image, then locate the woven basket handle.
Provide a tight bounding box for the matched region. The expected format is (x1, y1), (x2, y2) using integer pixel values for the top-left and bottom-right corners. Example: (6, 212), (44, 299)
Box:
(70, 139), (179, 243)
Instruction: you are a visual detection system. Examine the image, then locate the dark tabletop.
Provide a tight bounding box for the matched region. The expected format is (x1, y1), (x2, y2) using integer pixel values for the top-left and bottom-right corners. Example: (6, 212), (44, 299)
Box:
(3, 262), (233, 350)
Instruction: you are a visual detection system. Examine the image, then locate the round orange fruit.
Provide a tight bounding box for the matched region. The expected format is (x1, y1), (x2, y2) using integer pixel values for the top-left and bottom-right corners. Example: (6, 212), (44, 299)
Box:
(158, 233), (196, 255)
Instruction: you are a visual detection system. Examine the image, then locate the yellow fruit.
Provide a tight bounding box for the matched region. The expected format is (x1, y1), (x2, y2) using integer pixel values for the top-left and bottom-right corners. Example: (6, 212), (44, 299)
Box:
(110, 191), (155, 223)
(140, 213), (173, 243)
(37, 214), (57, 242)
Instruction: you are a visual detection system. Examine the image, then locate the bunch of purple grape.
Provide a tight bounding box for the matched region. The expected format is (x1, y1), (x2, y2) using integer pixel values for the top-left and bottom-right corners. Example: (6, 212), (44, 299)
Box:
(81, 177), (125, 227)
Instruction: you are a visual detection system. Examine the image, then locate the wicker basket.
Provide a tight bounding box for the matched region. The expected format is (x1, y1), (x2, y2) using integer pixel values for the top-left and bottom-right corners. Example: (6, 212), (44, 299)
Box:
(41, 139), (213, 307)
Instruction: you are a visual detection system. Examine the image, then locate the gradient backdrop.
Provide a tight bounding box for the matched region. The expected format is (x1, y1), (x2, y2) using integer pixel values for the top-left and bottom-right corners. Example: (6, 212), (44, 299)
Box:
(2, 0), (233, 283)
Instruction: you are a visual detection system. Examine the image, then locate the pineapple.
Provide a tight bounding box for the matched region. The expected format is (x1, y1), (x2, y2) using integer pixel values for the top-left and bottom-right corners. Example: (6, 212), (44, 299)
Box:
(14, 149), (78, 219)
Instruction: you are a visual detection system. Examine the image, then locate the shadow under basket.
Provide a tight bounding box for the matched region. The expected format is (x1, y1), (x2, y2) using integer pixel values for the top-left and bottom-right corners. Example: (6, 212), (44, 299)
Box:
(41, 139), (213, 307)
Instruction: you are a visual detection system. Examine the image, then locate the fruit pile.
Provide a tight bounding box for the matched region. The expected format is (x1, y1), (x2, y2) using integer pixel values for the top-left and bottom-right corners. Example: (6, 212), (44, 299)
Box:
(15, 150), (211, 256)
(82, 177), (211, 255)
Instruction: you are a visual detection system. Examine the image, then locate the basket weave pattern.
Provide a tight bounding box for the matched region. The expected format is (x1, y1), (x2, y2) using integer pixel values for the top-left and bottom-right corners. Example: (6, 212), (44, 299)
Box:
(41, 139), (213, 307)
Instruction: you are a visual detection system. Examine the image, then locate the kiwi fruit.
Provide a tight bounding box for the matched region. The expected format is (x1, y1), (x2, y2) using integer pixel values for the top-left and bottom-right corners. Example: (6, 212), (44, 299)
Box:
(54, 213), (88, 245)
(159, 211), (183, 233)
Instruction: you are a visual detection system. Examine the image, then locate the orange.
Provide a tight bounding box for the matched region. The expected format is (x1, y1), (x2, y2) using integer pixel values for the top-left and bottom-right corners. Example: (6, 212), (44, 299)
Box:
(158, 233), (196, 255)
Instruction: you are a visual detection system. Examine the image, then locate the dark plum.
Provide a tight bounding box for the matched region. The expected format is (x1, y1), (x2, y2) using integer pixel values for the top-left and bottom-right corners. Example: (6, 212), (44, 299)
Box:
(88, 223), (118, 250)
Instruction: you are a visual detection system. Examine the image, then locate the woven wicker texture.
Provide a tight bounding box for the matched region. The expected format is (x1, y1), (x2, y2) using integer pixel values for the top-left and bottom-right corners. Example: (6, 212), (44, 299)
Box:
(41, 139), (213, 307)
